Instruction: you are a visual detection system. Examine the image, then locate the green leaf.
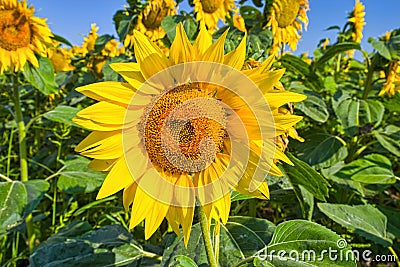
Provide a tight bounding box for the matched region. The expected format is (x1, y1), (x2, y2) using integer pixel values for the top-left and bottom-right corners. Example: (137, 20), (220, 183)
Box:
(57, 156), (106, 194)
(23, 180), (50, 216)
(262, 220), (356, 266)
(0, 181), (27, 233)
(369, 38), (391, 60)
(170, 255), (198, 267)
(102, 56), (127, 81)
(161, 15), (185, 43)
(94, 34), (113, 53)
(23, 55), (58, 95)
(289, 83), (329, 122)
(293, 133), (348, 169)
(335, 154), (396, 184)
(374, 125), (400, 156)
(44, 105), (80, 127)
(281, 54), (310, 76)
(333, 91), (385, 136)
(283, 153), (330, 201)
(318, 203), (392, 247)
(231, 191), (255, 202)
(117, 16), (133, 42)
(314, 42), (361, 69)
(51, 34), (73, 47)
(162, 216), (276, 267)
(30, 224), (143, 267)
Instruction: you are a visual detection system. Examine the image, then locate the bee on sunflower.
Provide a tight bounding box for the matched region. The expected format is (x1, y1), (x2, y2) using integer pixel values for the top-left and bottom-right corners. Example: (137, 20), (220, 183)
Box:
(73, 22), (306, 245)
(0, 0), (53, 73)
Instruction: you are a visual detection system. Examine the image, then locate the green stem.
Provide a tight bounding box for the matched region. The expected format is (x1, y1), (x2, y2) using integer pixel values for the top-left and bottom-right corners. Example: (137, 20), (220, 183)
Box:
(198, 205), (218, 267)
(362, 55), (377, 100)
(12, 77), (34, 251)
(388, 246), (400, 267)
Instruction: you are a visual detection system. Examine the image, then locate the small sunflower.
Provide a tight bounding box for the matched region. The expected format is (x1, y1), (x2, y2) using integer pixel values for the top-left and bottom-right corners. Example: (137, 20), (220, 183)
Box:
(379, 61), (400, 97)
(264, 0), (309, 55)
(82, 23), (99, 55)
(125, 0), (176, 47)
(74, 23), (305, 243)
(47, 42), (75, 72)
(348, 0), (365, 43)
(193, 0), (236, 31)
(0, 0), (52, 73)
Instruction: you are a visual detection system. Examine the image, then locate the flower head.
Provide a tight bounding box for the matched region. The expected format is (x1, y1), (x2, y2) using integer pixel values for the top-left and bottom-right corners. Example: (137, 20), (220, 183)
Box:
(74, 23), (305, 244)
(379, 61), (400, 97)
(0, 0), (52, 73)
(47, 42), (75, 72)
(348, 0), (365, 43)
(264, 0), (309, 55)
(193, 0), (236, 31)
(125, 0), (176, 46)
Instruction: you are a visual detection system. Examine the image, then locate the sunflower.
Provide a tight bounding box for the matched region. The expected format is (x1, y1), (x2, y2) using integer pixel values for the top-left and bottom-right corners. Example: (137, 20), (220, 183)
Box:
(193, 0), (236, 31)
(82, 23), (99, 55)
(74, 23), (305, 243)
(47, 42), (75, 73)
(379, 61), (400, 97)
(348, 0), (365, 43)
(264, 0), (309, 55)
(125, 0), (176, 47)
(0, 0), (52, 73)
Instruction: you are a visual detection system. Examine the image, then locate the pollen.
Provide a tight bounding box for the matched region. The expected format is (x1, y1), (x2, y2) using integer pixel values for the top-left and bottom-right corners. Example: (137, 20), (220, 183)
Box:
(141, 82), (227, 174)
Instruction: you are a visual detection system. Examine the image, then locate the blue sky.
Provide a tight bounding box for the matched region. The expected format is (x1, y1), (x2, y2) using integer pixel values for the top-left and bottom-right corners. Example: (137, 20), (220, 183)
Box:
(30, 0), (400, 56)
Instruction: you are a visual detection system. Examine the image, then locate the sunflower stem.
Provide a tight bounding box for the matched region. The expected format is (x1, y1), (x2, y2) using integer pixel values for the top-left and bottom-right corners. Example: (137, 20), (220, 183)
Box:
(198, 205), (218, 267)
(362, 55), (377, 99)
(12, 76), (35, 251)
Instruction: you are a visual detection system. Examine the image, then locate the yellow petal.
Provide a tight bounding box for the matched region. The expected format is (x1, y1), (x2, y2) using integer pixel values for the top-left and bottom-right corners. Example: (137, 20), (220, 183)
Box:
(88, 159), (118, 171)
(264, 92), (307, 110)
(76, 101), (126, 125)
(110, 63), (145, 89)
(76, 82), (135, 106)
(97, 158), (133, 199)
(169, 23), (194, 64)
(76, 131), (123, 160)
(201, 29), (229, 63)
(123, 182), (138, 210)
(193, 21), (212, 57)
(223, 33), (246, 70)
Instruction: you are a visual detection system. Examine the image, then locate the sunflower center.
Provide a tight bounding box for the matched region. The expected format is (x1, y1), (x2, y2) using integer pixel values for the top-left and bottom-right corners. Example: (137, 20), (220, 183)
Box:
(142, 82), (227, 174)
(275, 0), (300, 28)
(142, 1), (170, 29)
(200, 0), (224, 13)
(0, 10), (31, 51)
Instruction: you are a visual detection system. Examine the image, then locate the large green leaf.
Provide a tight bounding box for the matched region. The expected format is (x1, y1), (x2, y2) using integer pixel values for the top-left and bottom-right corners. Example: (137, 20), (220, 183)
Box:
(57, 156), (106, 194)
(374, 125), (400, 156)
(23, 180), (50, 216)
(283, 153), (329, 201)
(332, 91), (384, 136)
(44, 105), (81, 127)
(162, 216), (276, 267)
(30, 224), (143, 267)
(314, 42), (361, 69)
(289, 83), (329, 123)
(369, 37), (391, 60)
(318, 203), (392, 246)
(0, 181), (27, 233)
(335, 154), (397, 184)
(23, 55), (58, 95)
(293, 133), (348, 169)
(260, 220), (356, 266)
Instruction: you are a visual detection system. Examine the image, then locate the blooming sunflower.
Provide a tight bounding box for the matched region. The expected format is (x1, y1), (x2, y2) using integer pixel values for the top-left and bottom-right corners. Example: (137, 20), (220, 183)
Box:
(73, 23), (305, 244)
(348, 0), (365, 43)
(47, 42), (75, 73)
(81, 23), (99, 55)
(233, 8), (246, 32)
(0, 0), (52, 73)
(264, 0), (309, 55)
(379, 61), (400, 97)
(193, 0), (236, 31)
(125, 0), (176, 46)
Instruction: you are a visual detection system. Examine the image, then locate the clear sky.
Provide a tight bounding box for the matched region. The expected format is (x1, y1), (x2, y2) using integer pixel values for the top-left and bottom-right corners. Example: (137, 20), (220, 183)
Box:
(30, 0), (400, 56)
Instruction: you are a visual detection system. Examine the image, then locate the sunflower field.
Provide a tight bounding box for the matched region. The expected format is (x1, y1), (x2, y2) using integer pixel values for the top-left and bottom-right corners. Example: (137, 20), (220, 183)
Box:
(1, 0), (400, 266)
